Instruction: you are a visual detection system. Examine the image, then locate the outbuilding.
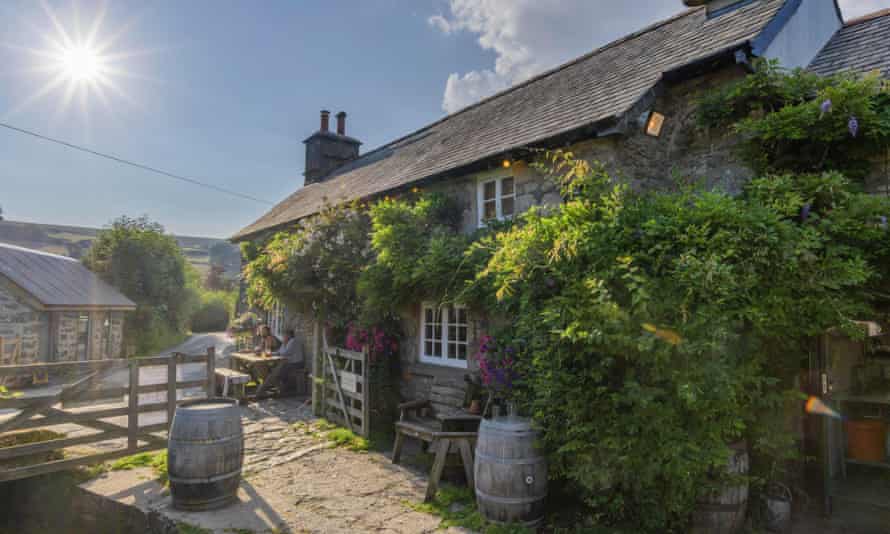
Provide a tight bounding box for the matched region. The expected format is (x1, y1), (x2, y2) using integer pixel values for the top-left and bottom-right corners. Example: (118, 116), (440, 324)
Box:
(0, 242), (136, 364)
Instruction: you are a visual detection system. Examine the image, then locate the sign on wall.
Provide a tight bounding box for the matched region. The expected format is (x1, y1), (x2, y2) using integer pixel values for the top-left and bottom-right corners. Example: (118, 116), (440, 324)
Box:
(339, 371), (358, 394)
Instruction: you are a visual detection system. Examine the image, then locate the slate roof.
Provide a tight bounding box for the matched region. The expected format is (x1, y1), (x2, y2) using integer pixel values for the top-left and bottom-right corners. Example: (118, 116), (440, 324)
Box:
(233, 0), (788, 241)
(0, 242), (136, 310)
(810, 9), (890, 78)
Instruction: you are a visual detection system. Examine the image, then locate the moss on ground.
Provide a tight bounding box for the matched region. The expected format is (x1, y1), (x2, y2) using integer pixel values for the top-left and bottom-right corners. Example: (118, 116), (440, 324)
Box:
(408, 484), (533, 534)
(291, 419), (369, 451)
(107, 450), (169, 485)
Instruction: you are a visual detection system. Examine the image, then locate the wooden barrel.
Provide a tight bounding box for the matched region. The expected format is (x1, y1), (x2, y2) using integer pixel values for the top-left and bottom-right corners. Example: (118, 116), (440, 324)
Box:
(691, 442), (749, 534)
(474, 416), (547, 527)
(168, 398), (243, 511)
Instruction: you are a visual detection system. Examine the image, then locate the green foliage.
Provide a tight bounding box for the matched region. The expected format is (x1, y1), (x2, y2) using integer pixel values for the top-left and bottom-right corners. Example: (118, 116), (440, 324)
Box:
(83, 216), (194, 356)
(408, 484), (533, 534)
(243, 203), (371, 328)
(469, 148), (890, 531)
(292, 419), (370, 451)
(359, 193), (481, 319)
(698, 59), (890, 178)
(176, 522), (212, 534)
(109, 450), (169, 485)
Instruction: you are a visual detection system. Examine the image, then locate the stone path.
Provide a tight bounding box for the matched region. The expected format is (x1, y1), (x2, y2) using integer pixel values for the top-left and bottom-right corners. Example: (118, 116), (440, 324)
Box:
(80, 397), (466, 534)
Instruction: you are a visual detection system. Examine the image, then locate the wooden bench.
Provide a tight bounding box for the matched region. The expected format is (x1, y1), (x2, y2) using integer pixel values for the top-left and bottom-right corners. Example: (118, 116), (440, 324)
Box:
(392, 380), (482, 502)
(215, 368), (250, 402)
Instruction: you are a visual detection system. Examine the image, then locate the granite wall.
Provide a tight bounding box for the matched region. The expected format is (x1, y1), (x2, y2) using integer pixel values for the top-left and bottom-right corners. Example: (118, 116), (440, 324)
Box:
(0, 278), (47, 364)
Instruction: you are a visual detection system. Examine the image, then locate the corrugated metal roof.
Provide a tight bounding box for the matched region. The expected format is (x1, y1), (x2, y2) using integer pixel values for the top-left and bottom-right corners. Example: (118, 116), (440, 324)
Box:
(809, 9), (890, 78)
(0, 242), (136, 309)
(232, 0), (787, 241)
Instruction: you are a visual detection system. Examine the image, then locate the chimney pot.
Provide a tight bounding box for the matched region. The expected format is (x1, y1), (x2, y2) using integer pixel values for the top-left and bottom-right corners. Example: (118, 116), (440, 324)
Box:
(320, 110), (330, 132)
(336, 111), (347, 136)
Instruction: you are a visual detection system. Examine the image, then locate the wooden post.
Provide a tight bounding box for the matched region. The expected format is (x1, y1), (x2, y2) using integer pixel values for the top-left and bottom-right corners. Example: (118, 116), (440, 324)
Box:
(206, 346), (216, 398)
(167, 353), (177, 429)
(128, 361), (139, 451)
(313, 321), (323, 416)
(361, 347), (370, 438)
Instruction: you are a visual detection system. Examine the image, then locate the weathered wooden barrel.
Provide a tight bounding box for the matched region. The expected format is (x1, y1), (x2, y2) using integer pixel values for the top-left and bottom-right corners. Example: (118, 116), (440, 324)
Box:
(474, 416), (548, 527)
(691, 442), (750, 534)
(168, 398), (243, 511)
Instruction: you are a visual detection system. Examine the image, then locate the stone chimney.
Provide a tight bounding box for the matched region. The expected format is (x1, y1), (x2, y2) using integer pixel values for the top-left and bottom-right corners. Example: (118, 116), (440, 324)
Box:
(303, 109), (361, 186)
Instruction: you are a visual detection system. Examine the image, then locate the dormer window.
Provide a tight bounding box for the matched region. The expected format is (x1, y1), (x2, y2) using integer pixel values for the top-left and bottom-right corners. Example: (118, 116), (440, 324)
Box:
(477, 176), (515, 227)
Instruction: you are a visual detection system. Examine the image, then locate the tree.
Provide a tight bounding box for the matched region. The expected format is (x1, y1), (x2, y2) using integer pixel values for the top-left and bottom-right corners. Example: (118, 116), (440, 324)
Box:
(83, 216), (196, 355)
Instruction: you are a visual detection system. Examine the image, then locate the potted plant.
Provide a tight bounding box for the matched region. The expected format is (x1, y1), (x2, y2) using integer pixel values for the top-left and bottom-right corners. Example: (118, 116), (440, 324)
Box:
(474, 334), (521, 418)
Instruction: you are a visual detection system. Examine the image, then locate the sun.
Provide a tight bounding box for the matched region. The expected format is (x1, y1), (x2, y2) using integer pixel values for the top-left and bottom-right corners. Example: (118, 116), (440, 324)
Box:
(58, 45), (106, 83)
(3, 1), (148, 122)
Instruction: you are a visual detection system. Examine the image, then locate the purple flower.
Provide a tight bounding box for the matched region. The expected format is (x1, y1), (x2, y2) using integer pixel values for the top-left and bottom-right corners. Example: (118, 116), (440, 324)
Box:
(800, 203), (812, 222)
(849, 116), (859, 138)
(820, 99), (832, 116)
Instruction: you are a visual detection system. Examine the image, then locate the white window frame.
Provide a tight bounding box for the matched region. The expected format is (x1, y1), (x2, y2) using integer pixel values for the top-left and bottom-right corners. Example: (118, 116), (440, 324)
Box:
(477, 174), (516, 228)
(419, 303), (469, 368)
(268, 302), (286, 339)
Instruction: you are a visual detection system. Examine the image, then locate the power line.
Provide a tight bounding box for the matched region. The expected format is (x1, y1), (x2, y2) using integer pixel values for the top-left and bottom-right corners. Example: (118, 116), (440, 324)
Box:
(0, 121), (274, 205)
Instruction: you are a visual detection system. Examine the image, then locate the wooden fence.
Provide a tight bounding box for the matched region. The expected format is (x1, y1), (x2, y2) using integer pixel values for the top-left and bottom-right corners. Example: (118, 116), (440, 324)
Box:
(0, 348), (215, 482)
(319, 343), (369, 438)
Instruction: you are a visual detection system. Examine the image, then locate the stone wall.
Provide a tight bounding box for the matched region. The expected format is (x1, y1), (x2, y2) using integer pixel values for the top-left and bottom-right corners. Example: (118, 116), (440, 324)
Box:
(55, 311), (83, 362)
(0, 277), (47, 364)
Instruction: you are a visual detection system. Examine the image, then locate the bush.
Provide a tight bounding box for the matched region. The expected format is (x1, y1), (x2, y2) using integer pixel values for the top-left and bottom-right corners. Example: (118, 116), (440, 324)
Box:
(190, 295), (231, 332)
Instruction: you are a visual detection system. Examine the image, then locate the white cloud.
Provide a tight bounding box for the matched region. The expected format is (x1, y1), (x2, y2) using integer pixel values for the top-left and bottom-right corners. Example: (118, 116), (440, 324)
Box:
(431, 0), (890, 115)
(431, 0), (680, 114)
(838, 0), (890, 19)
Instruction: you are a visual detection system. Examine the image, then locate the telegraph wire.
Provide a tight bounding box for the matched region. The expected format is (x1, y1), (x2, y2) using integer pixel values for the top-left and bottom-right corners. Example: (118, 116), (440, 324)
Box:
(0, 121), (274, 205)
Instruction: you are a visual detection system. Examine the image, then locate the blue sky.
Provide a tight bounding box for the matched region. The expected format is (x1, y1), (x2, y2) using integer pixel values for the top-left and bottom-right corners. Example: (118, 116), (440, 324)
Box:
(1, 0), (887, 237)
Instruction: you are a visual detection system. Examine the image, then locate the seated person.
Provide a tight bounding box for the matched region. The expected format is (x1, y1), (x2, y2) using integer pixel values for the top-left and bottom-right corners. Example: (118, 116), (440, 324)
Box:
(254, 325), (282, 355)
(257, 329), (305, 397)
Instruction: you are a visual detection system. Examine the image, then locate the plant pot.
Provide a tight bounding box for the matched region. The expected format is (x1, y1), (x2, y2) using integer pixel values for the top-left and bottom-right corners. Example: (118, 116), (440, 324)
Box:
(762, 483), (792, 534)
(468, 399), (481, 415)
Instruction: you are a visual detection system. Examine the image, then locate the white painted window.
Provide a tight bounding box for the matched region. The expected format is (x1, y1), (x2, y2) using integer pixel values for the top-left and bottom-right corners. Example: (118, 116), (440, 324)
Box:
(477, 176), (515, 227)
(268, 302), (286, 339)
(420, 303), (469, 368)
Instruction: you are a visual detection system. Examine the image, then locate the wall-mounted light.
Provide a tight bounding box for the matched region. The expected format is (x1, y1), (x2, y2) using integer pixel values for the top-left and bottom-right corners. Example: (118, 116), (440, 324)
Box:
(502, 159), (512, 169)
(645, 111), (665, 137)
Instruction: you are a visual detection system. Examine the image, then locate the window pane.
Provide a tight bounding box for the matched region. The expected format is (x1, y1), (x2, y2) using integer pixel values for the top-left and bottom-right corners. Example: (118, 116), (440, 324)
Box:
(434, 341), (442, 356)
(501, 196), (514, 217)
(458, 308), (467, 324)
(425, 341), (433, 356)
(483, 181), (497, 201)
(458, 344), (467, 359)
(425, 308), (433, 322)
(501, 178), (514, 196)
(484, 200), (497, 220)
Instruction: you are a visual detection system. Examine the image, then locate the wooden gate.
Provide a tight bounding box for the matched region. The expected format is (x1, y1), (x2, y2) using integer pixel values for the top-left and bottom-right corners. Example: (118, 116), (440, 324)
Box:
(0, 348), (214, 482)
(320, 340), (369, 438)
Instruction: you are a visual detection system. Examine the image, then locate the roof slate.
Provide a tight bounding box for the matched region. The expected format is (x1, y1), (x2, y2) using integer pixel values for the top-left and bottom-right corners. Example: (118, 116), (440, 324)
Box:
(809, 9), (890, 78)
(233, 0), (786, 241)
(0, 242), (136, 309)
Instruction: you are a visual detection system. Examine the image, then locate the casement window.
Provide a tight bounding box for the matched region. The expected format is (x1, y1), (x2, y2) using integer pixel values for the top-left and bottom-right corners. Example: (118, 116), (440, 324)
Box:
(477, 176), (515, 227)
(420, 303), (469, 368)
(76, 314), (90, 361)
(268, 302), (286, 339)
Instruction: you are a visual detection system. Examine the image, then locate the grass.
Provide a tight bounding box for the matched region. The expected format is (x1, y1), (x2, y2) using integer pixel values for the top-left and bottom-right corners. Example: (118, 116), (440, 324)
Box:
(408, 484), (534, 534)
(177, 522), (212, 534)
(291, 419), (370, 451)
(107, 450), (169, 485)
(0, 429), (66, 469)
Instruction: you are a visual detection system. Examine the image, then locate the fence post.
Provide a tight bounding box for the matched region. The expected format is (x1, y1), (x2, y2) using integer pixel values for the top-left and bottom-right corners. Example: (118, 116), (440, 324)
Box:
(361, 347), (370, 438)
(128, 360), (139, 451)
(206, 346), (216, 397)
(167, 353), (177, 429)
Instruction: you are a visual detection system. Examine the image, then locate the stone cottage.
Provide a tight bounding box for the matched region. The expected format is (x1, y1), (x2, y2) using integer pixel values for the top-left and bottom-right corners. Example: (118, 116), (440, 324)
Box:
(232, 0), (887, 402)
(0, 242), (136, 364)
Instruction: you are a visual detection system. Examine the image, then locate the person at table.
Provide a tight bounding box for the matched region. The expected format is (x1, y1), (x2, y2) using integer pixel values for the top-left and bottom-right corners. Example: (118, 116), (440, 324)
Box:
(254, 325), (282, 355)
(257, 329), (305, 397)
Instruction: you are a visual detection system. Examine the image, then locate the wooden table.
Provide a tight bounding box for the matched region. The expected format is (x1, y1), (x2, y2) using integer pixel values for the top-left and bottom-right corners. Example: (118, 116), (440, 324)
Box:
(229, 352), (285, 397)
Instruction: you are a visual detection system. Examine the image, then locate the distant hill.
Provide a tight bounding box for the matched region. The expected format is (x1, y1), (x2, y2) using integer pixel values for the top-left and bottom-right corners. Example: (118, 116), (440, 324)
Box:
(0, 219), (241, 278)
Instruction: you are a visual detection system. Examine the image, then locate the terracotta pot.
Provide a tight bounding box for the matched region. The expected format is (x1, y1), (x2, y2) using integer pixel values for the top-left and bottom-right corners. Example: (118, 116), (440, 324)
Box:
(468, 400), (481, 415)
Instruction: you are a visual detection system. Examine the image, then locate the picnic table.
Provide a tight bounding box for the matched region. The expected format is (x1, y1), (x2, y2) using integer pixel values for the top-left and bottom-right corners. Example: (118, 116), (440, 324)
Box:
(229, 352), (286, 398)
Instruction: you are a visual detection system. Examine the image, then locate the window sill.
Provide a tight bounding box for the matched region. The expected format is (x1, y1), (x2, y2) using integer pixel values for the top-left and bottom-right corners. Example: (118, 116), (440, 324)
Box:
(407, 362), (471, 378)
